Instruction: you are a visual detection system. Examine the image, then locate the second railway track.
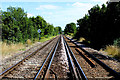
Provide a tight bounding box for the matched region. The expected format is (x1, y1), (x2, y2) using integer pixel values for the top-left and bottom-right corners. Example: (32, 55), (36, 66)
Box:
(65, 36), (120, 80)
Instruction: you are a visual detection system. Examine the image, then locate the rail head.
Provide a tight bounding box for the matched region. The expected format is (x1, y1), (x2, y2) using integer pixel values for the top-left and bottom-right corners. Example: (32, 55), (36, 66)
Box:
(63, 36), (79, 80)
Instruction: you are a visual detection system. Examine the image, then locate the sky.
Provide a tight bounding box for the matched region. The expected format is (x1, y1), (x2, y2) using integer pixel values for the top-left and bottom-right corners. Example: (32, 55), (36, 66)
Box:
(1, 0), (108, 30)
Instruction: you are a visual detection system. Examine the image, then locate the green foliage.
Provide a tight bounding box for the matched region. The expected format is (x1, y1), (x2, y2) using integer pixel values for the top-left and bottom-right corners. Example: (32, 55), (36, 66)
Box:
(64, 22), (76, 35)
(39, 36), (56, 42)
(44, 35), (49, 38)
(57, 26), (62, 34)
(113, 38), (120, 47)
(74, 2), (120, 49)
(53, 26), (62, 36)
(44, 24), (54, 35)
(2, 6), (62, 43)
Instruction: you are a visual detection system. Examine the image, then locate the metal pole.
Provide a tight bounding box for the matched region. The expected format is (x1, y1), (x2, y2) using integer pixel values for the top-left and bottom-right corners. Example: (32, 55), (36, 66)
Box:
(39, 33), (40, 40)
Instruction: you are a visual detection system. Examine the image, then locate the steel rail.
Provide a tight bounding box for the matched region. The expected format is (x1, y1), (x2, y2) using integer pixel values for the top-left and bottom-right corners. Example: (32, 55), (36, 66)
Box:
(63, 36), (88, 80)
(0, 36), (58, 79)
(34, 46), (55, 80)
(63, 36), (78, 80)
(65, 36), (120, 79)
(34, 36), (60, 80)
(44, 36), (60, 79)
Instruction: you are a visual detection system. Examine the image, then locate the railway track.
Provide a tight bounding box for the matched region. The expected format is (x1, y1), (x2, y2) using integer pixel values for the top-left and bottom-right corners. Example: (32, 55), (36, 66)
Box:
(1, 35), (120, 80)
(1, 38), (56, 72)
(0, 36), (59, 79)
(63, 36), (87, 80)
(64, 36), (120, 79)
(34, 35), (88, 80)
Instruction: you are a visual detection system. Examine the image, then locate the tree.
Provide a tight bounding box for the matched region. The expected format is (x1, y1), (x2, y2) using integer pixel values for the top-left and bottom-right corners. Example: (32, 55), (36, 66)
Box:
(75, 2), (120, 50)
(2, 6), (63, 43)
(44, 24), (54, 35)
(64, 22), (76, 34)
(56, 26), (62, 34)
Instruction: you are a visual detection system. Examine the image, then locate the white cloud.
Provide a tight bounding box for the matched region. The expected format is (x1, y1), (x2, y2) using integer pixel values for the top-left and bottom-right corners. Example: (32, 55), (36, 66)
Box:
(91, 0), (108, 4)
(27, 13), (33, 17)
(36, 5), (58, 10)
(72, 2), (93, 8)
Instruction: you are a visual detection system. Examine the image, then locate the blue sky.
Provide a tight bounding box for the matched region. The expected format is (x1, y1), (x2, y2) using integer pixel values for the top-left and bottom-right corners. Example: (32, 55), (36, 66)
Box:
(1, 0), (108, 30)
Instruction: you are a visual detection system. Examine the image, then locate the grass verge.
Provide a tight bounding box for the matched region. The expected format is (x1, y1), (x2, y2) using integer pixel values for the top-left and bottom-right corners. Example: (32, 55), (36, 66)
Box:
(1, 36), (56, 59)
(1, 42), (26, 58)
(40, 36), (56, 42)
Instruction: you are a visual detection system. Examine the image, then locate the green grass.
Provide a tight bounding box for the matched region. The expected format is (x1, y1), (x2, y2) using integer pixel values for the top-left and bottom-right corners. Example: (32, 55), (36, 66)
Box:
(39, 36), (56, 42)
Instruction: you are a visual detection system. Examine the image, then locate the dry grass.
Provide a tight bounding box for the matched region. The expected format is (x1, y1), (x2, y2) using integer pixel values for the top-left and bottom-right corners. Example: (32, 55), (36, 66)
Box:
(79, 37), (85, 42)
(1, 41), (25, 57)
(1, 37), (56, 58)
(26, 39), (32, 46)
(1, 36), (57, 59)
(104, 45), (120, 58)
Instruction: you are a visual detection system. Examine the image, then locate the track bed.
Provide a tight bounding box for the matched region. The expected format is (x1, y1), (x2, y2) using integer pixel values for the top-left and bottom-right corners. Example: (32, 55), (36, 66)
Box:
(64, 36), (120, 79)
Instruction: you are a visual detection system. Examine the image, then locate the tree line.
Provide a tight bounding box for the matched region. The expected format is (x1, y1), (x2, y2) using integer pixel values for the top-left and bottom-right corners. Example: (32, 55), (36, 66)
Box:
(64, 2), (120, 50)
(1, 6), (62, 43)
